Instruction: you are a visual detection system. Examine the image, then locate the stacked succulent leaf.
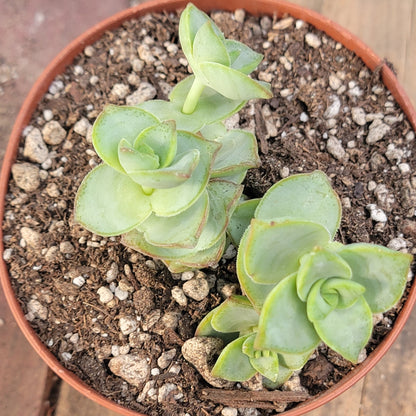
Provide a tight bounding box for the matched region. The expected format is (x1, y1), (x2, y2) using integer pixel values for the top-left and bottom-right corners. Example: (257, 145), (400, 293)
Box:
(197, 171), (412, 384)
(74, 4), (271, 272)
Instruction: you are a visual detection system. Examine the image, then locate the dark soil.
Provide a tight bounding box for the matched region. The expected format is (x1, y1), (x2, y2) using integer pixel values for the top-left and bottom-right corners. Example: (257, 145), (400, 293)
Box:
(3, 8), (416, 416)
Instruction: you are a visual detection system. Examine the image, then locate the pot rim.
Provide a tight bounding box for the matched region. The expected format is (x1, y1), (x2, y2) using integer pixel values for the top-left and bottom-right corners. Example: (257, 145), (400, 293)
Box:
(1, 1), (415, 415)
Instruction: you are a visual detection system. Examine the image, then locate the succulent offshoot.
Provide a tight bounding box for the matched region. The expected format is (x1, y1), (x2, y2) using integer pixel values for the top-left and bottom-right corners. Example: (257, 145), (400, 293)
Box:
(199, 171), (412, 383)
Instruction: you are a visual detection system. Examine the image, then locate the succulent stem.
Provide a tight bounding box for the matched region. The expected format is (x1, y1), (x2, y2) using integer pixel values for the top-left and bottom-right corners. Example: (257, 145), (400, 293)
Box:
(182, 78), (205, 114)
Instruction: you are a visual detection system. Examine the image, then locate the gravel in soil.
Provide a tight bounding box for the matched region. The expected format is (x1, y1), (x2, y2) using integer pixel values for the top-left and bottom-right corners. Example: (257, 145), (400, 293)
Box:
(3, 8), (416, 416)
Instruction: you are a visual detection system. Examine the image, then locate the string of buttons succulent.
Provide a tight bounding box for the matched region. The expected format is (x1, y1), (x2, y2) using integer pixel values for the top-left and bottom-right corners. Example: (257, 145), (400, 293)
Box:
(75, 4), (412, 387)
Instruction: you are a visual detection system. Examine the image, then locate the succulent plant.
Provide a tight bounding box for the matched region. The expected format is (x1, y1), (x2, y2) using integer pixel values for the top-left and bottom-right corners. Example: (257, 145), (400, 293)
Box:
(197, 171), (412, 383)
(74, 4), (269, 272)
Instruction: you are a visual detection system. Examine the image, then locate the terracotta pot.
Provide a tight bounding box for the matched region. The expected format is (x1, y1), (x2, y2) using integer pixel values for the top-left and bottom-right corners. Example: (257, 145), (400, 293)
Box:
(1, 1), (415, 415)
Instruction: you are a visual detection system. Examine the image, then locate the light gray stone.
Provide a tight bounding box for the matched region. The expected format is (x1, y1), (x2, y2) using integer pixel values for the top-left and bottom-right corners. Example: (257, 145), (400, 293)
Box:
(351, 107), (367, 126)
(183, 277), (210, 301)
(182, 337), (234, 388)
(305, 33), (321, 48)
(42, 120), (66, 145)
(119, 316), (138, 335)
(158, 383), (183, 402)
(12, 163), (40, 192)
(111, 83), (130, 99)
(157, 348), (176, 369)
(20, 227), (41, 248)
(324, 95), (341, 119)
(326, 136), (346, 161)
(97, 286), (114, 304)
(109, 354), (150, 387)
(366, 120), (390, 144)
(172, 286), (188, 307)
(24, 128), (49, 163)
(126, 82), (157, 105)
(27, 299), (48, 320)
(73, 117), (92, 137)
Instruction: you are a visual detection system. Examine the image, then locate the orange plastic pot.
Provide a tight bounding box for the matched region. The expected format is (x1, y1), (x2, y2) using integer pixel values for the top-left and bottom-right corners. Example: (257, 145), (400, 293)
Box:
(1, 1), (415, 415)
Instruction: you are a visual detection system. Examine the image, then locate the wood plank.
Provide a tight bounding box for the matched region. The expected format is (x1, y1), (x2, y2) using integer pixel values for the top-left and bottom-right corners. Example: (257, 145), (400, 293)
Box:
(359, 309), (416, 416)
(55, 382), (121, 416)
(403, 0), (416, 108)
(305, 379), (364, 416)
(0, 289), (50, 416)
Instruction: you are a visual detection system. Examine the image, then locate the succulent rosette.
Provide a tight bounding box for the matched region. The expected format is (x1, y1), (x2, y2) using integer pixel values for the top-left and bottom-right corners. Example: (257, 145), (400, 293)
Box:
(75, 105), (260, 271)
(198, 171), (412, 383)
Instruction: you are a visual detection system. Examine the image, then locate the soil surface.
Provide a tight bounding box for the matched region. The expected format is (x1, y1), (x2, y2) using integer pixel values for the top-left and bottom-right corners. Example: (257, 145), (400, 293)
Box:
(3, 9), (416, 416)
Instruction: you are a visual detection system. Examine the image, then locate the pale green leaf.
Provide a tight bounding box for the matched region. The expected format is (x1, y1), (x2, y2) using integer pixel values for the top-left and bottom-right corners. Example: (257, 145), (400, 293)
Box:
(199, 121), (227, 141)
(297, 248), (352, 301)
(279, 349), (315, 370)
(306, 279), (336, 322)
(243, 219), (331, 284)
(134, 120), (177, 168)
(199, 62), (272, 100)
(242, 333), (280, 382)
(228, 198), (260, 246)
(262, 364), (293, 388)
(336, 243), (412, 313)
(255, 171), (342, 238)
(195, 307), (239, 344)
(256, 274), (321, 354)
(236, 227), (276, 312)
(211, 129), (260, 177)
(195, 180), (243, 250)
(149, 131), (220, 216)
(193, 21), (230, 66)
(211, 295), (259, 333)
(211, 335), (257, 381)
(92, 105), (158, 172)
(225, 39), (263, 74)
(321, 277), (366, 309)
(127, 149), (200, 189)
(118, 139), (159, 173)
(74, 164), (151, 236)
(137, 190), (209, 248)
(122, 230), (226, 270)
(313, 295), (373, 363)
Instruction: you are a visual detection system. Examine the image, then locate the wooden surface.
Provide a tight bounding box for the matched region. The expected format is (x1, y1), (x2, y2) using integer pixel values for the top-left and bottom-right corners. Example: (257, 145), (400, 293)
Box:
(0, 1), (415, 415)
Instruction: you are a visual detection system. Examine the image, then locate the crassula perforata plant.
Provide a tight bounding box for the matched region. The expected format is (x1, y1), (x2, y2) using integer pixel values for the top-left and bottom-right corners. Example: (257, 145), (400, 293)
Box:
(74, 3), (271, 272)
(197, 171), (412, 383)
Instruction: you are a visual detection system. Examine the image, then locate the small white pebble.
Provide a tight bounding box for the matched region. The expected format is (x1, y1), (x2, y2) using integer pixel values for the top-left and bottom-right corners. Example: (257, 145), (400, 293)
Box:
(300, 112), (309, 122)
(97, 286), (114, 304)
(305, 33), (321, 48)
(181, 271), (194, 281)
(72, 276), (85, 288)
(399, 163), (411, 174)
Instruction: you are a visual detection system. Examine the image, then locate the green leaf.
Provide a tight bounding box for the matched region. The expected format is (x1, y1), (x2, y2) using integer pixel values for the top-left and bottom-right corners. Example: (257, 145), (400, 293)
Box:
(134, 120), (177, 168)
(127, 149), (200, 189)
(193, 21), (230, 67)
(255, 171), (342, 238)
(321, 277), (366, 309)
(149, 131), (220, 216)
(118, 139), (159, 173)
(306, 279), (336, 322)
(122, 229), (226, 270)
(225, 40), (263, 74)
(236, 227), (277, 312)
(92, 105), (158, 173)
(74, 164), (151, 236)
(179, 3), (215, 67)
(297, 248), (352, 301)
(211, 129), (260, 178)
(211, 295), (259, 333)
(136, 190), (209, 248)
(195, 307), (239, 344)
(211, 335), (257, 381)
(228, 198), (260, 246)
(256, 274), (321, 354)
(195, 180), (243, 250)
(262, 364), (293, 388)
(313, 295), (373, 363)
(199, 121), (227, 140)
(199, 62), (272, 100)
(336, 243), (412, 313)
(243, 219), (331, 285)
(279, 349), (315, 370)
(243, 334), (280, 382)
